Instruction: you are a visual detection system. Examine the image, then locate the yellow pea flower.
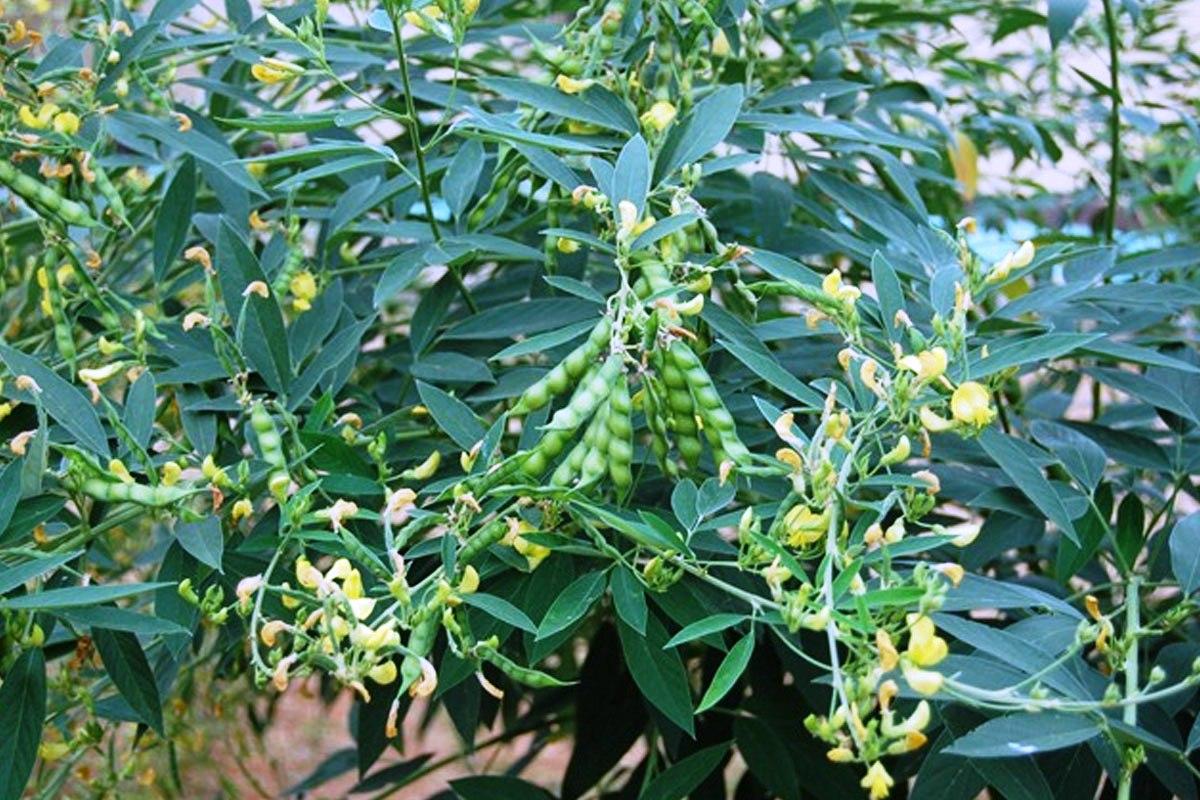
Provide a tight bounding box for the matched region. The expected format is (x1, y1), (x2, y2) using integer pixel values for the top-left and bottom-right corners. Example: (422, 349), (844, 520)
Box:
(902, 663), (945, 696)
(860, 762), (894, 800)
(950, 381), (995, 427)
(554, 74), (594, 94)
(289, 270), (318, 312)
(905, 615), (948, 667)
(368, 660), (398, 685)
(251, 57), (302, 84)
(640, 100), (677, 133)
(53, 111), (80, 135)
(784, 505), (828, 547)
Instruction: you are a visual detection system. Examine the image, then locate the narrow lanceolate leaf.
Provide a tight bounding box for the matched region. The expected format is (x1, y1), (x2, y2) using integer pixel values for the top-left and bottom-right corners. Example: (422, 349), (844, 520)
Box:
(978, 428), (1078, 544)
(415, 381), (487, 451)
(640, 743), (729, 800)
(696, 632), (754, 713)
(617, 616), (695, 736)
(536, 570), (606, 641)
(0, 550), (84, 595)
(462, 593), (536, 633)
(944, 713), (1100, 758)
(0, 648), (46, 800)
(1169, 513), (1200, 595)
(0, 345), (110, 458)
(655, 84), (744, 183)
(93, 627), (165, 734)
(153, 156), (195, 280)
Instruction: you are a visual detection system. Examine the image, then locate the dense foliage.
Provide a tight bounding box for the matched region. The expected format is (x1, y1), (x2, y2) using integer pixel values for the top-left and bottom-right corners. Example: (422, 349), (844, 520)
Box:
(1, 0), (1199, 797)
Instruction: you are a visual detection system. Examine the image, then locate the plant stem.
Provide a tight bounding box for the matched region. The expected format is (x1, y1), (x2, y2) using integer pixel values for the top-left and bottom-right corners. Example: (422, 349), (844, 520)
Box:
(384, 3), (478, 313)
(1101, 0), (1121, 243)
(1117, 576), (1140, 800)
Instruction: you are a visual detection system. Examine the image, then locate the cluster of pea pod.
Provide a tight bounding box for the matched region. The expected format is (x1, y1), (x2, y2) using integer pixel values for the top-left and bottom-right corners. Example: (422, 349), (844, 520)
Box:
(468, 300), (751, 500)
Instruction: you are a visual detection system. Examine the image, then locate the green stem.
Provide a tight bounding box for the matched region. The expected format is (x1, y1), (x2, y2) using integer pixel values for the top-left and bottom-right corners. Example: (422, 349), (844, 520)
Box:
(1117, 576), (1140, 800)
(1101, 0), (1121, 243)
(384, 3), (478, 314)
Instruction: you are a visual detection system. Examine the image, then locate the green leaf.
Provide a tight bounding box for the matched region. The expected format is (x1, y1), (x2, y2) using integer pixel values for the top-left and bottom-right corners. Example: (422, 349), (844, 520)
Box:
(639, 742), (729, 800)
(451, 776), (555, 800)
(59, 606), (190, 637)
(944, 713), (1100, 758)
(173, 516), (224, 572)
(655, 84), (744, 183)
(536, 570), (606, 641)
(972, 333), (1102, 379)
(612, 135), (651, 215)
(480, 77), (638, 134)
(0, 582), (170, 611)
(415, 381), (486, 450)
(218, 109), (377, 133)
(489, 319), (595, 362)
(978, 428), (1078, 545)
(701, 303), (824, 409)
(1169, 513), (1200, 595)
(610, 566), (647, 635)
(696, 632), (754, 712)
(618, 615), (695, 736)
(629, 212), (701, 253)
(1048, 0), (1088, 47)
(0, 648), (45, 800)
(441, 140), (484, 218)
(0, 345), (110, 458)
(462, 593), (536, 633)
(216, 220), (292, 395)
(664, 613), (747, 648)
(93, 627), (165, 734)
(0, 550), (83, 595)
(870, 251), (906, 342)
(1029, 421), (1106, 492)
(153, 156), (195, 280)
(0, 459), (28, 550)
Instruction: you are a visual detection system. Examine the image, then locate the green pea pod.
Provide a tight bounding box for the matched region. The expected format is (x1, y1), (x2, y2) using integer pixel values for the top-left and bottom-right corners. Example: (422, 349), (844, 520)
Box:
(511, 316), (611, 416)
(75, 477), (191, 507)
(606, 374), (633, 494)
(457, 517), (509, 567)
(42, 250), (76, 372)
(523, 354), (621, 477)
(641, 375), (677, 478)
(400, 609), (441, 693)
(657, 349), (702, 469)
(0, 159), (100, 228)
(478, 644), (572, 688)
(250, 401), (289, 499)
(578, 400), (611, 486)
(91, 161), (129, 227)
(272, 247), (304, 297)
(670, 342), (750, 466)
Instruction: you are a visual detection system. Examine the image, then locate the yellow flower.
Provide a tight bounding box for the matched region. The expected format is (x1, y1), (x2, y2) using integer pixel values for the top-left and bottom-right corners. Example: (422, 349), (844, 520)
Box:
(251, 57), (302, 84)
(948, 131), (978, 202)
(899, 347), (947, 383)
(860, 762), (894, 800)
(784, 505), (828, 547)
(369, 660), (398, 685)
(555, 74), (594, 94)
(53, 111), (80, 135)
(458, 564), (480, 594)
(821, 270), (861, 303)
(39, 742), (71, 762)
(918, 405), (954, 433)
(950, 381), (994, 427)
(19, 103), (58, 130)
(905, 615), (948, 667)
(882, 699), (931, 737)
(640, 100), (677, 133)
(289, 270), (318, 312)
(826, 746), (854, 763)
(160, 461), (182, 486)
(295, 556), (323, 589)
(109, 458), (135, 484)
(876, 628), (899, 671)
(711, 29), (730, 57)
(902, 663), (944, 696)
(945, 520), (981, 548)
(556, 236), (580, 254)
(404, 5), (444, 30)
(232, 498), (254, 523)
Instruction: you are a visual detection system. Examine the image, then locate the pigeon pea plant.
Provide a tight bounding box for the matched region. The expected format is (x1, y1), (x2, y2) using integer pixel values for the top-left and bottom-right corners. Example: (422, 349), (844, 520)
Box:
(1, 0), (1199, 798)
